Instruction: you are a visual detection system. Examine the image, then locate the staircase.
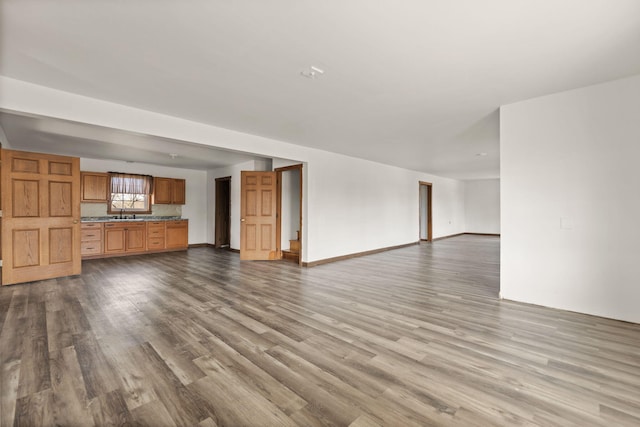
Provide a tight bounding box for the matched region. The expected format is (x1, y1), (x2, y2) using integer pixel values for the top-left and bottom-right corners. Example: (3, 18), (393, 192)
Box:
(282, 239), (300, 263)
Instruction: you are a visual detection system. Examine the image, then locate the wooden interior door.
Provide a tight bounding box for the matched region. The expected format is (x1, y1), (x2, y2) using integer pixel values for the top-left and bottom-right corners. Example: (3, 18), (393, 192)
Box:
(1, 149), (81, 285)
(240, 171), (277, 260)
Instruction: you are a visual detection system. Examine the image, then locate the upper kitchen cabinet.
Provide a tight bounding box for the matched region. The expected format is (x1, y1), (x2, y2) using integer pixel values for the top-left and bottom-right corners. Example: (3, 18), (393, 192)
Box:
(80, 172), (109, 203)
(153, 177), (186, 205)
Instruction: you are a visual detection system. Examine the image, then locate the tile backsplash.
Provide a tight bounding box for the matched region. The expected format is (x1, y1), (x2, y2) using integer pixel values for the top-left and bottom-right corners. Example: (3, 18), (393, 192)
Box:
(81, 203), (181, 218)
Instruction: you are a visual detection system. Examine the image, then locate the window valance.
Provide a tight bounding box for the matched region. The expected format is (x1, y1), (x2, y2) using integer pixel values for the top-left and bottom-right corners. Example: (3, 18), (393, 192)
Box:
(108, 172), (153, 194)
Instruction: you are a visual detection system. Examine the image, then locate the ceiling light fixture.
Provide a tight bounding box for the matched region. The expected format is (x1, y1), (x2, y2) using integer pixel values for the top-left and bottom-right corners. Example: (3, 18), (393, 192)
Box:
(301, 66), (325, 79)
(169, 153), (178, 159)
(475, 152), (488, 157)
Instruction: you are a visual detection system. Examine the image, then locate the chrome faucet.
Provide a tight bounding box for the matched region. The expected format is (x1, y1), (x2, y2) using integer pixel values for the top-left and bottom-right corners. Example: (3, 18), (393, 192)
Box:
(119, 209), (124, 219)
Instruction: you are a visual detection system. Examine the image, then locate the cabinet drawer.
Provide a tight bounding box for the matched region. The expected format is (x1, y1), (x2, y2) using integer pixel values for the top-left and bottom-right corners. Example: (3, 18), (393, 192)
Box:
(147, 227), (165, 237)
(148, 221), (164, 226)
(81, 241), (102, 255)
(147, 238), (165, 250)
(81, 230), (102, 242)
(168, 220), (188, 227)
(81, 222), (102, 229)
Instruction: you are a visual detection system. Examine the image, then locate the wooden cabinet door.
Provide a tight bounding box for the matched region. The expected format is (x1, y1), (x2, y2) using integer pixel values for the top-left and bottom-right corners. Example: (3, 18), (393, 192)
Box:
(80, 172), (109, 203)
(125, 224), (146, 252)
(153, 177), (172, 204)
(104, 224), (126, 254)
(165, 220), (188, 249)
(172, 179), (186, 204)
(153, 177), (185, 204)
(240, 171), (277, 260)
(1, 149), (81, 285)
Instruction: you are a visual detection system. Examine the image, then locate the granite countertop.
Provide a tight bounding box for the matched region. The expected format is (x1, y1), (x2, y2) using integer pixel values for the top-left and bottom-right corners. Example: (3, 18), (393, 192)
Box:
(81, 216), (186, 223)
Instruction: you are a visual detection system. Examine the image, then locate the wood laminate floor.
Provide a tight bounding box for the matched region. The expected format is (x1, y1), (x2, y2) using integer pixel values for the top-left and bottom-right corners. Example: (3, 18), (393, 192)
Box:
(1, 235), (639, 426)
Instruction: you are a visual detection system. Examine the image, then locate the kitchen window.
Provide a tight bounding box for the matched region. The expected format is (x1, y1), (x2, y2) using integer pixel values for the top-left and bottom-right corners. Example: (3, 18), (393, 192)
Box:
(108, 172), (153, 214)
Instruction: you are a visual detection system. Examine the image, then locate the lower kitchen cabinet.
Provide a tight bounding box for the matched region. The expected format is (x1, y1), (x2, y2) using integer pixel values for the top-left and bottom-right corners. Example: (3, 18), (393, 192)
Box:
(103, 224), (125, 254)
(146, 221), (166, 250)
(83, 219), (188, 259)
(125, 223), (146, 252)
(81, 222), (103, 256)
(165, 220), (189, 249)
(103, 222), (146, 255)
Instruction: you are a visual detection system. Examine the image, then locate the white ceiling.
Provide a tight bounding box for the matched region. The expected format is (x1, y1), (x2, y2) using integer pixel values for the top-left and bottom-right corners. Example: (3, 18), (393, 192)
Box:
(1, 0), (640, 178)
(0, 112), (268, 170)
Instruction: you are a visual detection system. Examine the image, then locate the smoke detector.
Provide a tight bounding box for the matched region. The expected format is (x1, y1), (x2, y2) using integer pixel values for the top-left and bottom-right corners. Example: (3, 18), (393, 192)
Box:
(301, 66), (325, 79)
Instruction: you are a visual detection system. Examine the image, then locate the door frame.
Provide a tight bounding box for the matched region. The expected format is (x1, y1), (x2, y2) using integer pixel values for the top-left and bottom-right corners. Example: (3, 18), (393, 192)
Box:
(419, 181), (433, 242)
(275, 164), (303, 265)
(214, 176), (231, 248)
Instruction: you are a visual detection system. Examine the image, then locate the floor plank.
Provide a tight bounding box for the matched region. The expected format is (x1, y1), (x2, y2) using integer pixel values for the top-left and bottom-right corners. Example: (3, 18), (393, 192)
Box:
(1, 235), (639, 426)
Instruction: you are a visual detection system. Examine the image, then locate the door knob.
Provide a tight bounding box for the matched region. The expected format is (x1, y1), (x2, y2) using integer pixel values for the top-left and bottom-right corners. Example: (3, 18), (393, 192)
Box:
(241, 218), (246, 222)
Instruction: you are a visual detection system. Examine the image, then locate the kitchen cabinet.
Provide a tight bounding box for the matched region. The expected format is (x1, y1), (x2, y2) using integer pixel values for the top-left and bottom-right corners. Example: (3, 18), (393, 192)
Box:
(81, 222), (103, 257)
(104, 223), (125, 254)
(103, 222), (146, 255)
(173, 179), (186, 204)
(153, 177), (186, 204)
(165, 220), (189, 249)
(83, 219), (188, 259)
(126, 223), (146, 252)
(146, 221), (166, 250)
(80, 172), (109, 203)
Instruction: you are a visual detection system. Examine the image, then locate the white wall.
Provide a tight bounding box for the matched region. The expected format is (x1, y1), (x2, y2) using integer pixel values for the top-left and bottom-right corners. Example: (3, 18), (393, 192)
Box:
(464, 179), (500, 234)
(211, 153), (465, 260)
(81, 158), (208, 245)
(1, 77), (466, 264)
(286, 150), (465, 262)
(501, 73), (640, 324)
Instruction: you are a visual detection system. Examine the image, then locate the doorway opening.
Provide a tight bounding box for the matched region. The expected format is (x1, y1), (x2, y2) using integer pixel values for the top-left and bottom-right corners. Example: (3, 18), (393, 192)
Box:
(215, 176), (231, 248)
(276, 165), (302, 265)
(419, 181), (433, 242)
